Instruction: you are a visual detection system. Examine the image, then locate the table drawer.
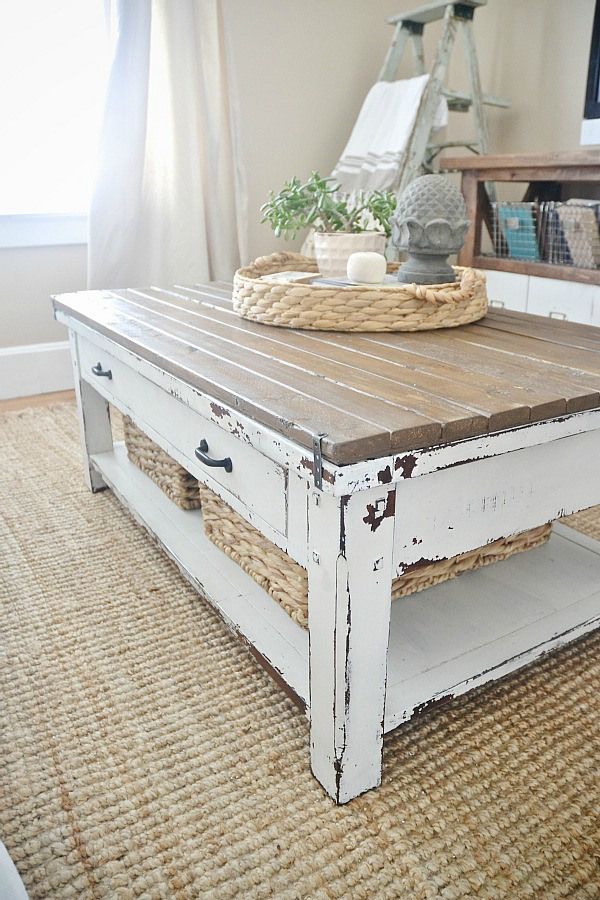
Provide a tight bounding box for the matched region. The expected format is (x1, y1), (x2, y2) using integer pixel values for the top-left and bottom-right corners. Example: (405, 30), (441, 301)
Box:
(77, 333), (287, 534)
(483, 270), (528, 312)
(527, 276), (594, 324)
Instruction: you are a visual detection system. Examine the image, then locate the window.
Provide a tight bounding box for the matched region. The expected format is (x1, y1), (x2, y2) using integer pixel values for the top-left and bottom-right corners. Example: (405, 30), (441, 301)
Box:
(0, 1), (109, 244)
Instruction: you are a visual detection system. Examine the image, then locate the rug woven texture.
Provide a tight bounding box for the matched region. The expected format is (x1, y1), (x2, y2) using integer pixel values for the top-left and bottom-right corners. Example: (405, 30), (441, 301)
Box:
(1, 403), (599, 899)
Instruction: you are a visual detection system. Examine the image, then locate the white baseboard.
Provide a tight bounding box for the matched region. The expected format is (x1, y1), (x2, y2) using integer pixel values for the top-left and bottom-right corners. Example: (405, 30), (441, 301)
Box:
(0, 340), (73, 400)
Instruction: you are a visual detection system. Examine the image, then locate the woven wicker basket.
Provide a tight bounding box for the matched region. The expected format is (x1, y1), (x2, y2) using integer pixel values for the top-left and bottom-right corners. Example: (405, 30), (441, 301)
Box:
(233, 252), (488, 332)
(198, 482), (552, 629)
(123, 417), (201, 510)
(123, 420), (552, 626)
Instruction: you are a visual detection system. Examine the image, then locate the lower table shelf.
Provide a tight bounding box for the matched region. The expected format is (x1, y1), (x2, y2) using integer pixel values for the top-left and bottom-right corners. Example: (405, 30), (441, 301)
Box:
(92, 444), (600, 734)
(91, 443), (310, 704)
(385, 525), (600, 730)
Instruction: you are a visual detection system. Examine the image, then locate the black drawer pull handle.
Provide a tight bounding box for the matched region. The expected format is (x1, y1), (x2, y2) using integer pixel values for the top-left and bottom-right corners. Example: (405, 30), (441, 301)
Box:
(91, 362), (112, 379)
(195, 439), (232, 473)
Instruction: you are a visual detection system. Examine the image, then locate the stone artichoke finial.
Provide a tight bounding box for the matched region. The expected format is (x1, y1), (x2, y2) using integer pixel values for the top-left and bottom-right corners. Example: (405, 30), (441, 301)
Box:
(392, 174), (470, 284)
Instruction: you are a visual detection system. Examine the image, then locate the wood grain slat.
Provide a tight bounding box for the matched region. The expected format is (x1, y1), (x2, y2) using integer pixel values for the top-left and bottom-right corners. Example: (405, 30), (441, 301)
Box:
(177, 287), (596, 419)
(154, 286), (542, 416)
(185, 281), (232, 298)
(185, 283), (600, 362)
(300, 335), (566, 431)
(57, 291), (448, 461)
(354, 330), (600, 416)
(460, 324), (600, 377)
(117, 289), (488, 445)
(53, 283), (600, 463)
(129, 288), (532, 435)
(441, 151), (600, 173)
(481, 309), (600, 353)
(207, 280), (238, 294)
(134, 285), (599, 424)
(421, 334), (600, 405)
(358, 312), (600, 378)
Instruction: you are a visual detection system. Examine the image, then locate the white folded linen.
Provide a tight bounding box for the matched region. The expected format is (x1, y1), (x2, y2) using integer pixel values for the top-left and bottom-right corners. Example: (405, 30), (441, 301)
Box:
(332, 74), (448, 192)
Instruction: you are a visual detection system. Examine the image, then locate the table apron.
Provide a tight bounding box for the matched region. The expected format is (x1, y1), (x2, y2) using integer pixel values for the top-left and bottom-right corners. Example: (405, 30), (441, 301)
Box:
(392, 428), (600, 574)
(73, 328), (292, 545)
(335, 409), (600, 494)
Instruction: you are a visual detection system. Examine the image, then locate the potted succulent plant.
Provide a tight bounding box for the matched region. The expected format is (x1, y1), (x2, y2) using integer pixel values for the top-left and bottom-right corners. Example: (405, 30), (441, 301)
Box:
(260, 172), (396, 277)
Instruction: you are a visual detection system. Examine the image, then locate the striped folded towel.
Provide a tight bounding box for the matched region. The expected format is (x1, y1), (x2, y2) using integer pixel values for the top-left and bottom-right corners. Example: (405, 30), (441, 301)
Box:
(332, 75), (448, 193)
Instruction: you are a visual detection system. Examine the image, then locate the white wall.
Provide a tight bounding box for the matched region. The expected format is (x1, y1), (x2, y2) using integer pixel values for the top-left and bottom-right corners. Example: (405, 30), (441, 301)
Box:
(479, 0), (595, 156)
(0, 243), (87, 398)
(222, 0), (403, 260)
(225, 0), (597, 258)
(0, 0), (597, 369)
(0, 244), (86, 348)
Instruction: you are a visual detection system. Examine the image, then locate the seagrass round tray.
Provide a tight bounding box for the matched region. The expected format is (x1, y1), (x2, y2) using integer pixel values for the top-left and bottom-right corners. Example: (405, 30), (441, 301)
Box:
(232, 251), (488, 332)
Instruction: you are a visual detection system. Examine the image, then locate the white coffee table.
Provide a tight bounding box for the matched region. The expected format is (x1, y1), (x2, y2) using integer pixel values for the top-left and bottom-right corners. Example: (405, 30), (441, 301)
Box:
(54, 284), (600, 803)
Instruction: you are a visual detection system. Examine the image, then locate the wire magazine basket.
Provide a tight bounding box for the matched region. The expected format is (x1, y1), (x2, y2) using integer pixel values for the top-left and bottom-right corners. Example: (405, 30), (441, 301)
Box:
(490, 200), (600, 269)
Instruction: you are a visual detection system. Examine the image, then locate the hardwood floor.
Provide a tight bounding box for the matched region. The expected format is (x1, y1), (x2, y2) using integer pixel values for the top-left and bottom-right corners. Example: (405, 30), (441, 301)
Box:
(0, 390), (75, 413)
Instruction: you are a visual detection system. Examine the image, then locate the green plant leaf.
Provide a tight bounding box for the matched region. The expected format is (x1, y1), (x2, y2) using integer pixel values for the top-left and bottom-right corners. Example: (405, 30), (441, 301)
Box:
(260, 173), (397, 240)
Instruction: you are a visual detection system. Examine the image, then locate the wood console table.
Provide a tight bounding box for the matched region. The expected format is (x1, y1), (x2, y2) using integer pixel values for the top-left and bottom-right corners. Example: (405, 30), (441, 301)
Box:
(53, 285), (600, 803)
(442, 152), (600, 285)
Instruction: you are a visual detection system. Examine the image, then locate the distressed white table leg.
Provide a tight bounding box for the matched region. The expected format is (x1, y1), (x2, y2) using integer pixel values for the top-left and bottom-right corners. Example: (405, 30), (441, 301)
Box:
(307, 487), (396, 803)
(69, 331), (112, 492)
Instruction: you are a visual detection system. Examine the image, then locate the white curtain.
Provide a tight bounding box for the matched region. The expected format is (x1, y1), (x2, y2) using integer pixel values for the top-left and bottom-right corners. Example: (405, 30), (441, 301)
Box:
(88, 0), (247, 289)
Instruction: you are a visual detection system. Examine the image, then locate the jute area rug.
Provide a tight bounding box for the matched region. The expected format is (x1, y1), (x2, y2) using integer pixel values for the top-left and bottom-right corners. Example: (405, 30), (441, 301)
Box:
(1, 402), (599, 900)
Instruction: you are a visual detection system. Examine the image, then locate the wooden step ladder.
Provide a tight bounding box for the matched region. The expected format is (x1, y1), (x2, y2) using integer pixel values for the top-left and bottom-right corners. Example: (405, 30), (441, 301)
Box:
(380, 0), (509, 195)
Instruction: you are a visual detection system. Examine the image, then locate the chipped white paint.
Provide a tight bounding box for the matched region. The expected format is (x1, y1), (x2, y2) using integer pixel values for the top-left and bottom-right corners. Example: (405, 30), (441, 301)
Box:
(287, 469), (310, 567)
(57, 314), (317, 480)
(76, 331), (288, 538)
(69, 331), (112, 492)
(392, 428), (600, 573)
(336, 408), (600, 494)
(91, 444), (309, 701)
(64, 315), (600, 804)
(307, 488), (395, 803)
(385, 523), (600, 730)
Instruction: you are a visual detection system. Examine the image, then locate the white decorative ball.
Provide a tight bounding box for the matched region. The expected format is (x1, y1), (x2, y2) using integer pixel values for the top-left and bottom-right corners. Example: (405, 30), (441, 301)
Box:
(347, 251), (387, 284)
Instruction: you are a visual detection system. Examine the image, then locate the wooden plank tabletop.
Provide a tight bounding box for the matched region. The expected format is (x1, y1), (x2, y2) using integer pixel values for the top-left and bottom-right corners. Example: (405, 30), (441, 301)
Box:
(441, 151), (600, 175)
(53, 285), (600, 465)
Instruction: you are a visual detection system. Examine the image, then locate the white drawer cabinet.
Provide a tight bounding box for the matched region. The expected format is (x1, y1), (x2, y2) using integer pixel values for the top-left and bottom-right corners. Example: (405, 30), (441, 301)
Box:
(77, 333), (288, 536)
(592, 293), (600, 327)
(54, 282), (600, 805)
(527, 276), (596, 325)
(483, 270), (528, 312)
(479, 268), (600, 326)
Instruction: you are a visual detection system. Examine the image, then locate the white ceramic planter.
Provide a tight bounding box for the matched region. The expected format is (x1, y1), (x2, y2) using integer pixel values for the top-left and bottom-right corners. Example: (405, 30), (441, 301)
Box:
(313, 232), (387, 278)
